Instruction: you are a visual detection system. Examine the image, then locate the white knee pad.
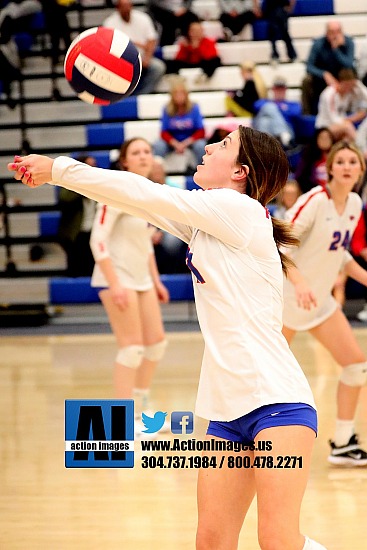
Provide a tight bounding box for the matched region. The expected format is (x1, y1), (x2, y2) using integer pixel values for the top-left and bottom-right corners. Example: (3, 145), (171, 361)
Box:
(116, 345), (144, 369)
(143, 339), (167, 362)
(340, 362), (367, 387)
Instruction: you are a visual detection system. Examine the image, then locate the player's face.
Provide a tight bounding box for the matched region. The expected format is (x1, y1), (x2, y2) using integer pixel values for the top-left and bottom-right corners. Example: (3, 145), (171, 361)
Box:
(329, 148), (363, 190)
(172, 87), (188, 107)
(194, 130), (244, 190)
(123, 139), (154, 177)
(118, 0), (132, 18)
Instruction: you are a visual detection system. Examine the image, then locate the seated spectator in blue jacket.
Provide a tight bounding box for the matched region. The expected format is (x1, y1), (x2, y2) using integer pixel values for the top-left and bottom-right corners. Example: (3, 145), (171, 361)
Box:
(301, 21), (355, 115)
(252, 75), (301, 149)
(153, 76), (206, 168)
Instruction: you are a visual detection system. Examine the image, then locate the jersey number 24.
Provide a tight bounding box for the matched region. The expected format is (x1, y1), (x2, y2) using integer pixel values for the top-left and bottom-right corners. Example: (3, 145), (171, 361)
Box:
(329, 230), (351, 251)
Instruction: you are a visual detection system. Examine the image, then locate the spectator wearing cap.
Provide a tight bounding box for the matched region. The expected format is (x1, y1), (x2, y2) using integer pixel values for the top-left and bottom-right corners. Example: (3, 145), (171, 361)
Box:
(301, 21), (355, 115)
(315, 68), (367, 142)
(252, 76), (301, 149)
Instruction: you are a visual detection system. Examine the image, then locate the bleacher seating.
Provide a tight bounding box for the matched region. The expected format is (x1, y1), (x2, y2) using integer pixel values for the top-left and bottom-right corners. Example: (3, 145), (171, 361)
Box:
(1, 0), (367, 308)
(86, 116), (252, 150)
(49, 273), (194, 304)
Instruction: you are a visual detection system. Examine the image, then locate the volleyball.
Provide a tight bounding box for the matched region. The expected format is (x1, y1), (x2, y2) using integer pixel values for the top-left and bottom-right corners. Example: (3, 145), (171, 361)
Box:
(64, 26), (142, 105)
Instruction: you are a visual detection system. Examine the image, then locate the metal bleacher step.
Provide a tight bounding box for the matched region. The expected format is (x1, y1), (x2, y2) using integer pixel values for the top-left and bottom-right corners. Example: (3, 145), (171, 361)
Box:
(0, 124), (86, 154)
(67, 6), (113, 30)
(4, 183), (58, 207)
(0, 277), (49, 305)
(0, 243), (66, 273)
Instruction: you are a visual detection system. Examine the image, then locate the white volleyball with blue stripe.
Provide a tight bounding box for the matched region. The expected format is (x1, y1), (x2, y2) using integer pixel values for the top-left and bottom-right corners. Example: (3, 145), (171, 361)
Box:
(64, 26), (142, 105)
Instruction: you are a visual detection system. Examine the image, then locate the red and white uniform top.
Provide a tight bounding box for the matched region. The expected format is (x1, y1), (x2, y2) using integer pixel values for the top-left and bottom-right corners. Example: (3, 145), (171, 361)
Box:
(283, 185), (362, 331)
(90, 203), (154, 291)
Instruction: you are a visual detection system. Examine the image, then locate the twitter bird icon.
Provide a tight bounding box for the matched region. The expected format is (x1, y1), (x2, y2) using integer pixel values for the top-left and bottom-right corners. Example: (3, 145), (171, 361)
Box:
(141, 411), (167, 433)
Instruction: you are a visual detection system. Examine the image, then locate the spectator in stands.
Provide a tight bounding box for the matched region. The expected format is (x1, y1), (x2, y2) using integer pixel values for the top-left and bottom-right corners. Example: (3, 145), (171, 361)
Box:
(226, 60), (267, 117)
(164, 20), (221, 82)
(0, 38), (19, 109)
(89, 137), (170, 437)
(294, 127), (335, 193)
(356, 117), (367, 160)
(357, 33), (367, 87)
(271, 178), (301, 220)
(261, 0), (297, 65)
(315, 68), (367, 142)
(103, 0), (165, 94)
(57, 154), (96, 277)
(153, 76), (206, 168)
(39, 0), (72, 100)
(0, 0), (42, 108)
(39, 0), (71, 64)
(219, 0), (261, 42)
(147, 0), (198, 47)
(301, 21), (355, 115)
(252, 75), (301, 150)
(0, 0), (42, 42)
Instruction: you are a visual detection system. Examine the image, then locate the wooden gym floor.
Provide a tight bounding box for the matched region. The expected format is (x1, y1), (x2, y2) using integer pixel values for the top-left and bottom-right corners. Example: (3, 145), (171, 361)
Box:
(0, 328), (366, 549)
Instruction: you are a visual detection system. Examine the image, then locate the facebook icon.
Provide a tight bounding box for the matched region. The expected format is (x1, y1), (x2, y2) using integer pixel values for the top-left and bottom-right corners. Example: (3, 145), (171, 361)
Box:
(171, 411), (194, 434)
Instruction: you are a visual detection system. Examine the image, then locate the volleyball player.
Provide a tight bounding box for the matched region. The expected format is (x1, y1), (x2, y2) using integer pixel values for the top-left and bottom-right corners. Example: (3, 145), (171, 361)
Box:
(282, 140), (367, 467)
(9, 126), (326, 549)
(89, 138), (169, 435)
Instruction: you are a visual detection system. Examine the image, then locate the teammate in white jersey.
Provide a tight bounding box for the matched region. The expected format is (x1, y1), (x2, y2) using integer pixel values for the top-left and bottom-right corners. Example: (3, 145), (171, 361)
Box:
(9, 127), (327, 550)
(282, 140), (367, 467)
(90, 138), (170, 431)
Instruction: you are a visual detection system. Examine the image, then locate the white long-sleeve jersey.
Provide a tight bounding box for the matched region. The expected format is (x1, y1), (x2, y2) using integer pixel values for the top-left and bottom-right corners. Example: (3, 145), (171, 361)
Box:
(283, 185), (362, 331)
(51, 157), (315, 421)
(90, 203), (154, 290)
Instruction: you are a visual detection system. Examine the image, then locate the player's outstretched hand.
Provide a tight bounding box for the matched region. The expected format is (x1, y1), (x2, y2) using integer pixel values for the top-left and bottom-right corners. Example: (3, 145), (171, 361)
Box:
(294, 281), (317, 311)
(7, 155), (54, 187)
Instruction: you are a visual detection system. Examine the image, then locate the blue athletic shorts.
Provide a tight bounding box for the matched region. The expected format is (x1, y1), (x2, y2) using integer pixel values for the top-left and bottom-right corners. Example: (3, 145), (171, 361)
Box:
(207, 403), (317, 445)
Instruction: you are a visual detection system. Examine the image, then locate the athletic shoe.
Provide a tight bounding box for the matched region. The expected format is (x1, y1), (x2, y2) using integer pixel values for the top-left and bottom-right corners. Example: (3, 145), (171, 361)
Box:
(328, 434), (367, 466)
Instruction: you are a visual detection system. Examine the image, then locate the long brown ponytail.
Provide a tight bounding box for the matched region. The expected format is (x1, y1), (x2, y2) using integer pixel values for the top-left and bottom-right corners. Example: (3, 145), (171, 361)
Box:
(237, 126), (298, 273)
